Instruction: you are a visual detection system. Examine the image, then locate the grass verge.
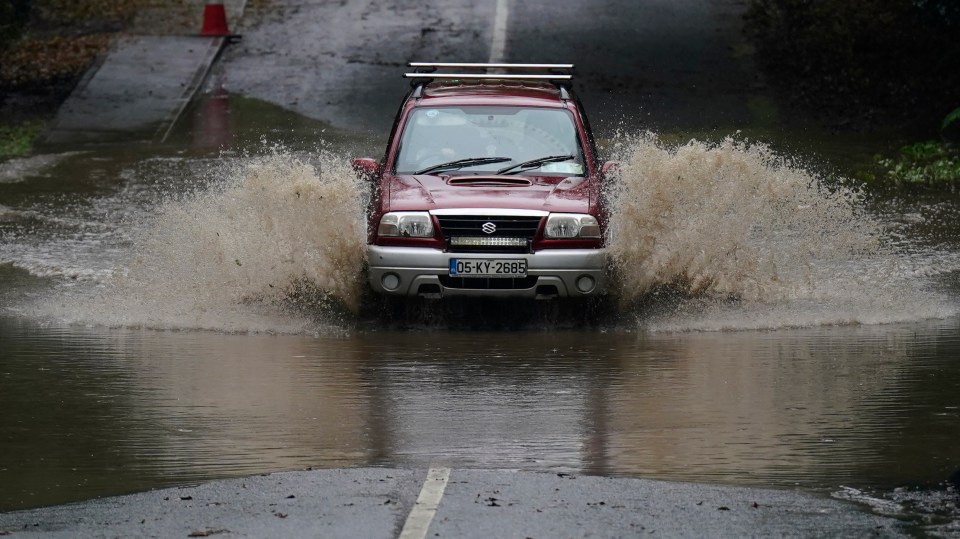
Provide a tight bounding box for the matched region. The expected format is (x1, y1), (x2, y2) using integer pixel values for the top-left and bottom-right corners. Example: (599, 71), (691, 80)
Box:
(0, 122), (45, 160)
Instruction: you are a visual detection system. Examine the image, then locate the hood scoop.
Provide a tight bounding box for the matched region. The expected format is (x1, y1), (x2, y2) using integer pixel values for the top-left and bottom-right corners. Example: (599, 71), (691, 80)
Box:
(446, 176), (532, 187)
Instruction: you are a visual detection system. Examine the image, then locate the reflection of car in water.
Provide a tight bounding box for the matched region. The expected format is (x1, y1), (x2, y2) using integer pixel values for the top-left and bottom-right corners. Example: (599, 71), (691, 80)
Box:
(353, 63), (615, 300)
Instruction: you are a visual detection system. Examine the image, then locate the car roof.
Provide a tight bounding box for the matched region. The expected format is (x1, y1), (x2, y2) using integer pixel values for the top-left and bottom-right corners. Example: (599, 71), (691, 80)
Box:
(411, 80), (569, 108)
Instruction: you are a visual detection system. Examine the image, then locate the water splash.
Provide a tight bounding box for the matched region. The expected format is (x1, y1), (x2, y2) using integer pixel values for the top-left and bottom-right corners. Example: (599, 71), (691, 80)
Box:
(604, 134), (958, 330)
(0, 152), (81, 184)
(34, 149), (370, 334)
(8, 136), (959, 333)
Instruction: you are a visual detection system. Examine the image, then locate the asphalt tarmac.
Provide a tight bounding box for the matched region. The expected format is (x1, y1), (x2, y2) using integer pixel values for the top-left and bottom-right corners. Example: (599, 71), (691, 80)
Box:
(0, 468), (907, 538)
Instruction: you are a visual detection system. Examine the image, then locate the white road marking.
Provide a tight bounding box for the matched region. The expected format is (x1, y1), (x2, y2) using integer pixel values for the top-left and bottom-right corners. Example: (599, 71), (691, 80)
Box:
(489, 0), (509, 64)
(398, 466), (451, 539)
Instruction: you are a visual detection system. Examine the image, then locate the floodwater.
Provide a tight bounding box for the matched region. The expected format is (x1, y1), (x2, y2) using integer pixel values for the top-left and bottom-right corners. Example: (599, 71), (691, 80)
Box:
(1, 95), (959, 532)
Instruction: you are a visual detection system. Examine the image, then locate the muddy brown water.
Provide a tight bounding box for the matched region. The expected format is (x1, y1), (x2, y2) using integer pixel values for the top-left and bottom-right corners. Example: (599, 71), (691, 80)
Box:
(1, 96), (958, 533)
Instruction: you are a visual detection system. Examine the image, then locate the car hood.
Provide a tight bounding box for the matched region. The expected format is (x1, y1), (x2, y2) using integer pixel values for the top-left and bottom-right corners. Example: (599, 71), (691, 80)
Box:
(384, 173), (596, 214)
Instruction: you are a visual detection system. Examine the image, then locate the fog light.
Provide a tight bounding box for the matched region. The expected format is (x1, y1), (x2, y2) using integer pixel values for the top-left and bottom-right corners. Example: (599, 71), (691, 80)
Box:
(381, 273), (401, 291)
(575, 275), (595, 293)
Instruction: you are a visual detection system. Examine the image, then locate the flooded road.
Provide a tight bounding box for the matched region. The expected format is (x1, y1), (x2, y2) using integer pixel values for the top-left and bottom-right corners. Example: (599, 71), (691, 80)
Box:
(2, 312), (960, 518)
(2, 0), (960, 534)
(2, 104), (959, 533)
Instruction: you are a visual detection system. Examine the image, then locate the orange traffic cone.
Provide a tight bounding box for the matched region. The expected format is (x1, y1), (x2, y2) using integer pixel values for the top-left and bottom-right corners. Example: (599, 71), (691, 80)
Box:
(200, 3), (230, 36)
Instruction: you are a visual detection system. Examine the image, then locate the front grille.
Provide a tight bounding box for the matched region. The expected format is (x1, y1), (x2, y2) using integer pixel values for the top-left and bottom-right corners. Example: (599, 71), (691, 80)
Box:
(436, 215), (542, 239)
(439, 276), (539, 290)
(437, 215), (542, 253)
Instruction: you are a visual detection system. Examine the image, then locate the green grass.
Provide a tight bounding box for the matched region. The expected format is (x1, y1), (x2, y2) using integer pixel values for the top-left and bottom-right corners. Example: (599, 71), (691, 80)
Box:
(858, 140), (960, 189)
(0, 121), (44, 160)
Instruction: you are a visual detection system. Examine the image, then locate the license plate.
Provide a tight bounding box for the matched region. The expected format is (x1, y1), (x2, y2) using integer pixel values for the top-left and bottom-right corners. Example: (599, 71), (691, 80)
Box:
(449, 258), (527, 277)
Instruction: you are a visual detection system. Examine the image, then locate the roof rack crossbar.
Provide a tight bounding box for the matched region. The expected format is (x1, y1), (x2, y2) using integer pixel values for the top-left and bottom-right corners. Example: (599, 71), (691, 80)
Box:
(404, 62), (574, 83)
(403, 73), (572, 80)
(403, 62), (575, 94)
(408, 62), (574, 70)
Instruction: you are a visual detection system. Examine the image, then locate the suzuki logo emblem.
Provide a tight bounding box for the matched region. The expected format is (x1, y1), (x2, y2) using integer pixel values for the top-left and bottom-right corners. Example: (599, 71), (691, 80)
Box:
(481, 222), (496, 234)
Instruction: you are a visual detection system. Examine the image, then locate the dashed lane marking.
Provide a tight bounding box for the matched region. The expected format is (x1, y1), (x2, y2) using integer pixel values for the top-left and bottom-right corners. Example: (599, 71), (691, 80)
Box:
(489, 0), (509, 64)
(398, 466), (451, 539)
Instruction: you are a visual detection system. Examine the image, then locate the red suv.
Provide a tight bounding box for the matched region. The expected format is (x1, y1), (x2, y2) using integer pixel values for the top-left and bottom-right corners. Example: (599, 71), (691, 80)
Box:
(353, 63), (612, 300)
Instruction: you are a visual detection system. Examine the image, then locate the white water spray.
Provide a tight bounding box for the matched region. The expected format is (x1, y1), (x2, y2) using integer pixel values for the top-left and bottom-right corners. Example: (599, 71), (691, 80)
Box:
(36, 150), (370, 334)
(604, 134), (957, 330)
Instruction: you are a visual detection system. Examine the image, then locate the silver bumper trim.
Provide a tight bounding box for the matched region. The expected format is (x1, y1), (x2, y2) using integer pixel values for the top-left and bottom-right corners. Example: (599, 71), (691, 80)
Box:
(366, 245), (607, 298)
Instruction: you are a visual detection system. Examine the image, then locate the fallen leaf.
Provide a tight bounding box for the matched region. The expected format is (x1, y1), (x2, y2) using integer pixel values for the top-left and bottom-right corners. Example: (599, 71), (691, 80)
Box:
(187, 529), (227, 537)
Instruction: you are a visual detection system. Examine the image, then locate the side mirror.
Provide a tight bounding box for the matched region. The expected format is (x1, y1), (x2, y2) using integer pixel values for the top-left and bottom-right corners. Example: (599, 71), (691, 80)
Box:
(351, 157), (381, 180)
(601, 161), (619, 177)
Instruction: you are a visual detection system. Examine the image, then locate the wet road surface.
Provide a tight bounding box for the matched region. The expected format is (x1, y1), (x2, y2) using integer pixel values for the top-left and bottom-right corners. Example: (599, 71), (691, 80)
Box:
(0, 468), (909, 538)
(217, 0), (756, 137)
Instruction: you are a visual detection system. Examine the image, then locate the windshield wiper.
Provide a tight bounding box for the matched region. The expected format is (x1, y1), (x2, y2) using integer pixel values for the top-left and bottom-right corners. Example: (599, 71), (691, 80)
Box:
(415, 156), (511, 175)
(496, 155), (576, 175)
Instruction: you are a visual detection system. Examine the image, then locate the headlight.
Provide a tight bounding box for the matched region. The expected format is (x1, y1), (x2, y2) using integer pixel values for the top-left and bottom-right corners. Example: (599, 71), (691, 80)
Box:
(378, 212), (434, 238)
(544, 213), (600, 239)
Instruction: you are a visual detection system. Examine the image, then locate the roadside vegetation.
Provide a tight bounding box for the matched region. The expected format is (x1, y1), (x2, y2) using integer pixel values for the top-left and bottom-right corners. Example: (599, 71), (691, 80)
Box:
(744, 0), (960, 190)
(0, 121), (43, 157)
(860, 138), (960, 190)
(0, 0), (136, 159)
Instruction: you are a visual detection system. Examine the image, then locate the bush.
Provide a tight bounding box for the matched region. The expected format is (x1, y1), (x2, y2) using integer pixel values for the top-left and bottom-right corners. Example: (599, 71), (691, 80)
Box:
(0, 121), (43, 160)
(0, 0), (30, 45)
(866, 141), (960, 189)
(744, 0), (960, 129)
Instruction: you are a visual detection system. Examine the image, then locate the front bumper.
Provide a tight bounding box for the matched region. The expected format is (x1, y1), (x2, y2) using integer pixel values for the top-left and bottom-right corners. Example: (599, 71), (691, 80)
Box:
(366, 245), (607, 299)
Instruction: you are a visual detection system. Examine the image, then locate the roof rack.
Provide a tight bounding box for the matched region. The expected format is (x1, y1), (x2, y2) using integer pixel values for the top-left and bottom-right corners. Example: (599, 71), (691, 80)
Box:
(404, 62), (574, 81)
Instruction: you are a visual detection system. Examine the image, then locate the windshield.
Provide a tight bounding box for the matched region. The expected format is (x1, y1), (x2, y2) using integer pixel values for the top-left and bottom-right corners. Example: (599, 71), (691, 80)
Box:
(395, 106), (585, 175)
